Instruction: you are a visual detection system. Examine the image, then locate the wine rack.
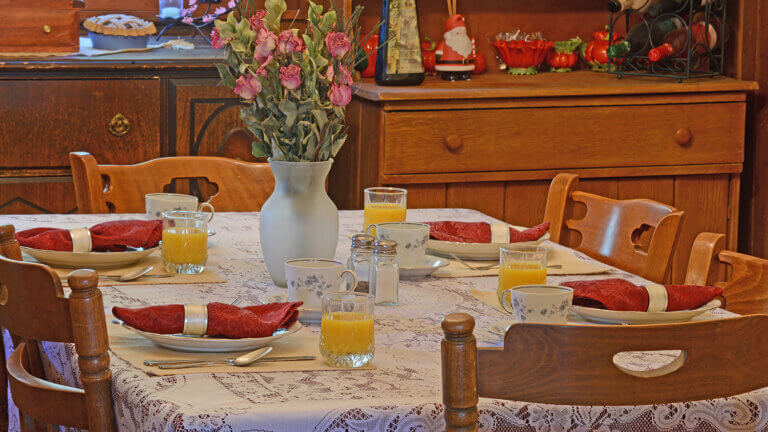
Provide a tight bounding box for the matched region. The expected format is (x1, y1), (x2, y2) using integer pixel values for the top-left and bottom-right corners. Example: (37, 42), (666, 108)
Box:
(607, 0), (726, 81)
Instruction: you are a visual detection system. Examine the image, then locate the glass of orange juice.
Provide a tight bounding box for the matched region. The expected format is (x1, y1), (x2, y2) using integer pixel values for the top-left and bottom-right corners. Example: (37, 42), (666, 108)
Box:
(363, 187), (407, 234)
(497, 245), (547, 308)
(161, 210), (209, 274)
(320, 292), (375, 368)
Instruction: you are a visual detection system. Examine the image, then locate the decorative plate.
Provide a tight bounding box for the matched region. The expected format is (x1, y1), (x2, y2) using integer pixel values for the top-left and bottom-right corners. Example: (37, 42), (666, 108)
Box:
(121, 320), (302, 353)
(399, 256), (449, 279)
(570, 299), (722, 325)
(21, 246), (159, 269)
(427, 225), (550, 261)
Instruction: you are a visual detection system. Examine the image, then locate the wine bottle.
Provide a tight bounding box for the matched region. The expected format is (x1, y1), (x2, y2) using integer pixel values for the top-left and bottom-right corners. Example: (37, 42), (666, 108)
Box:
(606, 16), (685, 58)
(648, 22), (717, 62)
(375, 0), (425, 86)
(647, 0), (685, 17)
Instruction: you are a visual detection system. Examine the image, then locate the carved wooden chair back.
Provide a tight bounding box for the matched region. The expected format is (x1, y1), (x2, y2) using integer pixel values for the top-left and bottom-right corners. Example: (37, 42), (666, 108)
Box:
(685, 232), (768, 315)
(543, 173), (684, 283)
(69, 151), (275, 213)
(441, 312), (768, 432)
(0, 225), (115, 431)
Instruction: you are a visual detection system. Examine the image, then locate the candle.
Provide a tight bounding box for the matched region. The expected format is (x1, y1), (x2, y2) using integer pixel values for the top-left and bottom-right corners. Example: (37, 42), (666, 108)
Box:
(160, 6), (181, 18)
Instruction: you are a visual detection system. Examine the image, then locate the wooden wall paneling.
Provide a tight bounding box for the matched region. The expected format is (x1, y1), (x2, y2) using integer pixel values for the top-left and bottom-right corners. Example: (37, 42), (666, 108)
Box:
(503, 180), (550, 227)
(0, 80), (161, 167)
(672, 175), (731, 283)
(446, 182), (505, 221)
(336, 100), (383, 209)
(330, 98), (363, 209)
(616, 177), (675, 205)
(0, 178), (77, 214)
(393, 184), (446, 209)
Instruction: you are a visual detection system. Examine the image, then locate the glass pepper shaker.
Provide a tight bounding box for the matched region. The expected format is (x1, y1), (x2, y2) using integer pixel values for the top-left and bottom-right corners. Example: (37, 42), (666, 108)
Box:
(371, 240), (399, 306)
(347, 234), (375, 293)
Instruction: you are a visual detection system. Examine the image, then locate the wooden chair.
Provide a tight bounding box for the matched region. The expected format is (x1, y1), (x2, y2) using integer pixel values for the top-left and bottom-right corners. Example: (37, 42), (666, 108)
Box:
(543, 173), (684, 283)
(69, 151), (274, 213)
(685, 232), (768, 315)
(0, 225), (115, 431)
(441, 312), (768, 431)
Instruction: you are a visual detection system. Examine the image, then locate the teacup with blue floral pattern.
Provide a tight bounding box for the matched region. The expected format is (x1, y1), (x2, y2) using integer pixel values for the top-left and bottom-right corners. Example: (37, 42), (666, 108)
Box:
(501, 285), (573, 324)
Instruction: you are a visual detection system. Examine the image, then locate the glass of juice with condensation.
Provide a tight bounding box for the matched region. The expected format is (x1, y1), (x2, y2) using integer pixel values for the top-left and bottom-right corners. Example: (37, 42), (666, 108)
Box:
(320, 292), (375, 368)
(363, 187), (407, 235)
(161, 210), (209, 274)
(497, 246), (548, 308)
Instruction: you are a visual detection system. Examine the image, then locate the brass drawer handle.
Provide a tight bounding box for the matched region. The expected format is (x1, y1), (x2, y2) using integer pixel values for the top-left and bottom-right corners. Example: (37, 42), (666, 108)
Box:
(675, 128), (692, 146)
(42, 25), (51, 34)
(109, 113), (131, 137)
(444, 135), (463, 152)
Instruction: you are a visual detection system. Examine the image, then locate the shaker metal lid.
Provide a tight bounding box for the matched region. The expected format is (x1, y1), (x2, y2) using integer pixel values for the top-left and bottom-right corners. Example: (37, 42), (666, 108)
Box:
(374, 239), (397, 254)
(351, 234), (375, 249)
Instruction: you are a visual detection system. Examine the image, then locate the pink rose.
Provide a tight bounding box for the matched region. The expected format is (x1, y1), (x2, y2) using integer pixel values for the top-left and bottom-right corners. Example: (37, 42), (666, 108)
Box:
(328, 84), (352, 106)
(279, 64), (302, 90)
(325, 32), (351, 58)
(254, 28), (278, 63)
(249, 10), (267, 31)
(210, 28), (231, 49)
(277, 30), (304, 54)
(325, 64), (352, 85)
(256, 54), (273, 76)
(234, 73), (262, 99)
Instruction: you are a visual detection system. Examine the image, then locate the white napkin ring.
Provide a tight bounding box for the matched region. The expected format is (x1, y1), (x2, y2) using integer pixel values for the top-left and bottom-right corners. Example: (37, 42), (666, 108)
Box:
(644, 283), (669, 312)
(68, 228), (92, 253)
(182, 304), (208, 336)
(490, 222), (509, 244)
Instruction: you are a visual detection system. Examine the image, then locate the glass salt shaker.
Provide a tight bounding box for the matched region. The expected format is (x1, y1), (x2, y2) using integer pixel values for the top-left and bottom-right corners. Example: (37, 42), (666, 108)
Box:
(370, 240), (399, 306)
(347, 234), (375, 293)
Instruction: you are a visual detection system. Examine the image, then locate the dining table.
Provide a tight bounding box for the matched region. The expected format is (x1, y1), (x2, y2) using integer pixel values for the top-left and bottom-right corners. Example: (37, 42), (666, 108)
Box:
(2, 208), (767, 432)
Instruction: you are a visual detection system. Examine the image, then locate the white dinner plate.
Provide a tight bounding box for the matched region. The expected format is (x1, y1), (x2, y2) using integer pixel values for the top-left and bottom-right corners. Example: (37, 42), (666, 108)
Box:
(21, 246), (160, 269)
(121, 320), (302, 352)
(399, 256), (449, 279)
(258, 291), (321, 325)
(570, 299), (722, 325)
(427, 225), (550, 261)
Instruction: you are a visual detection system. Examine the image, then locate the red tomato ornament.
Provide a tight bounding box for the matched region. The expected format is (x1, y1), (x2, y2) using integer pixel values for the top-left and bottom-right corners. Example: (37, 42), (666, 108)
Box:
(583, 28), (621, 71)
(472, 52), (487, 74)
(360, 34), (379, 78)
(546, 37), (584, 73)
(421, 36), (437, 73)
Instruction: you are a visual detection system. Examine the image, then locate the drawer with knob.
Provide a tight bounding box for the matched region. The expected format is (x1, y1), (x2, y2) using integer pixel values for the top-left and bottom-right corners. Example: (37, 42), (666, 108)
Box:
(382, 102), (745, 175)
(0, 5), (79, 53)
(0, 80), (161, 168)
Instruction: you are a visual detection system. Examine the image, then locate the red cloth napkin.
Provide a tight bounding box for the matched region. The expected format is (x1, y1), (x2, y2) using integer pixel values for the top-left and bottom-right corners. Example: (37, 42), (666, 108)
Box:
(15, 220), (162, 252)
(426, 221), (550, 243)
(112, 302), (303, 339)
(561, 278), (723, 312)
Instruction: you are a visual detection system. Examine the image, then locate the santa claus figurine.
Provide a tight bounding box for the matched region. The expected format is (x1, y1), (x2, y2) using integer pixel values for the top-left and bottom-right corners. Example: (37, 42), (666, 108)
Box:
(435, 14), (476, 81)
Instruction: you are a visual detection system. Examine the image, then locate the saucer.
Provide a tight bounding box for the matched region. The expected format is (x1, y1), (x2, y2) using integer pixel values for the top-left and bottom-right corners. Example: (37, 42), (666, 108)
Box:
(257, 291), (321, 324)
(399, 256), (449, 279)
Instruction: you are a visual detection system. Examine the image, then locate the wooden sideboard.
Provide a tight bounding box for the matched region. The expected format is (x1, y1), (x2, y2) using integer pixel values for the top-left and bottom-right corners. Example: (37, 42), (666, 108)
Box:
(0, 42), (261, 214)
(331, 72), (757, 282)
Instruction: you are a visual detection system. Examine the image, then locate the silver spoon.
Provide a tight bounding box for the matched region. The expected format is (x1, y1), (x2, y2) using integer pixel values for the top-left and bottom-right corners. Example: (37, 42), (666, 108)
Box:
(147, 346), (275, 369)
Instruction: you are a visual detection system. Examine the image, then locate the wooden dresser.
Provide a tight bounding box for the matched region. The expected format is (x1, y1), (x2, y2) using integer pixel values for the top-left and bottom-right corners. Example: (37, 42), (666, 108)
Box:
(331, 72), (757, 282)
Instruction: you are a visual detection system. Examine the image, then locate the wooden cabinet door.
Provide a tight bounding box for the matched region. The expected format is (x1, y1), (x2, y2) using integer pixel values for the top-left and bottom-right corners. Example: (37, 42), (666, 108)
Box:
(169, 78), (261, 161)
(0, 177), (77, 214)
(0, 80), (161, 168)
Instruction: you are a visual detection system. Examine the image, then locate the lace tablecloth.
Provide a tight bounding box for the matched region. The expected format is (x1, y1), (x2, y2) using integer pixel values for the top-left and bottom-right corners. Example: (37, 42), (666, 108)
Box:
(2, 209), (766, 432)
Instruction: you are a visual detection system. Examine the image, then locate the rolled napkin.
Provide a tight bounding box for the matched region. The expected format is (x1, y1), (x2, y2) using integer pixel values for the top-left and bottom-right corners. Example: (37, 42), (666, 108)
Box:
(561, 278), (723, 312)
(426, 221), (550, 243)
(15, 220), (162, 252)
(112, 302), (303, 339)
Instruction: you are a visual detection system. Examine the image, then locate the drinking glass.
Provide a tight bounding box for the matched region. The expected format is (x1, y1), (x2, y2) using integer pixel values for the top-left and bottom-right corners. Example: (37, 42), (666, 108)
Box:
(161, 210), (209, 274)
(363, 187), (407, 234)
(497, 245), (548, 308)
(320, 292), (375, 368)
